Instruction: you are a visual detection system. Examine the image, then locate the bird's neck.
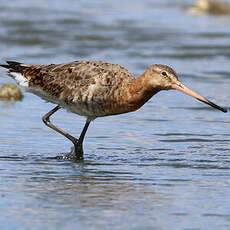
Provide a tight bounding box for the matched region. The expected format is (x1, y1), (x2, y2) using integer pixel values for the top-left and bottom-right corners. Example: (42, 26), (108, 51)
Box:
(124, 70), (160, 111)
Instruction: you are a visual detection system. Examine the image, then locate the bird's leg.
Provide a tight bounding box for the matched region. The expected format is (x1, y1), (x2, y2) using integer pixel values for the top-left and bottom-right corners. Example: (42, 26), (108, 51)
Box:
(42, 105), (78, 149)
(74, 119), (91, 159)
(42, 106), (91, 160)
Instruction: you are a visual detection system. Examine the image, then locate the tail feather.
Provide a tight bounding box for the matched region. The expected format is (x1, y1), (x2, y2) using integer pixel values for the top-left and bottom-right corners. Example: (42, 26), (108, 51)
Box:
(0, 61), (29, 87)
(0, 60), (24, 73)
(0, 64), (10, 69)
(6, 61), (21, 65)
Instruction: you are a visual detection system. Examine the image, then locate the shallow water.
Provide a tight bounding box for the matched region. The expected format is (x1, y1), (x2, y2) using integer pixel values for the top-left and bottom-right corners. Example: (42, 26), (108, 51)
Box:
(0, 0), (230, 229)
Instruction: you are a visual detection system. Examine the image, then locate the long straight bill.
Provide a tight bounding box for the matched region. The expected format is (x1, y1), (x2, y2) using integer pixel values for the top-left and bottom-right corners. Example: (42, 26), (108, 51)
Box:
(172, 82), (227, 113)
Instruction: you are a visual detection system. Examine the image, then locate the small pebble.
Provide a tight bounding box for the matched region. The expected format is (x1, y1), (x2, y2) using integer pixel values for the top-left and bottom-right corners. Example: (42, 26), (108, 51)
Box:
(0, 83), (23, 101)
(189, 0), (230, 15)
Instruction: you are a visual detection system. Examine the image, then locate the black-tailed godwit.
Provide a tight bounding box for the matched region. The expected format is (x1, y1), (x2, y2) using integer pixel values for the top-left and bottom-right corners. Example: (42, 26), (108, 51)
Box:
(0, 61), (227, 160)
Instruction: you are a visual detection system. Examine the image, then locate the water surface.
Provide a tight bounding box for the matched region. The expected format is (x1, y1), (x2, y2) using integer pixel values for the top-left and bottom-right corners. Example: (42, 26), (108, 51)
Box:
(0, 0), (230, 229)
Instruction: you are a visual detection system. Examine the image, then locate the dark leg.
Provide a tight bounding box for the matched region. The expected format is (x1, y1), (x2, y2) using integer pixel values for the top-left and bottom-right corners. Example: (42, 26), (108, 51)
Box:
(42, 105), (91, 160)
(74, 119), (91, 159)
(42, 105), (78, 145)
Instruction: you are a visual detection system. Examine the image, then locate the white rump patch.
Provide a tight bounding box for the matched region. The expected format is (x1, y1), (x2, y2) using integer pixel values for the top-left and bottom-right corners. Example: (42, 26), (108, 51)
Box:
(10, 72), (29, 88)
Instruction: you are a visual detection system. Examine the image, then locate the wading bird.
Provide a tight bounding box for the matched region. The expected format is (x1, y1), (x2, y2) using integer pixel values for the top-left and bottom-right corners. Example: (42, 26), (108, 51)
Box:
(0, 61), (227, 160)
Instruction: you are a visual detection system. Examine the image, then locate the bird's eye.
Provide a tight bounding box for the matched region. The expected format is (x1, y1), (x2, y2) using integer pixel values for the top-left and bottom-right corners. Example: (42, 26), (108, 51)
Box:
(161, 71), (167, 76)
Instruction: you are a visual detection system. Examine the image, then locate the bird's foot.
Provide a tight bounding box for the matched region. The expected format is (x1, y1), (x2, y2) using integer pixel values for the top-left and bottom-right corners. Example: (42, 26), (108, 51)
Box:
(56, 145), (84, 161)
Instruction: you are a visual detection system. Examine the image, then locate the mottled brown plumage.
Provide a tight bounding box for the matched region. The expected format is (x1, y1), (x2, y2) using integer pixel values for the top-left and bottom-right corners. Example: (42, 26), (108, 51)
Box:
(4, 61), (163, 118)
(0, 60), (227, 160)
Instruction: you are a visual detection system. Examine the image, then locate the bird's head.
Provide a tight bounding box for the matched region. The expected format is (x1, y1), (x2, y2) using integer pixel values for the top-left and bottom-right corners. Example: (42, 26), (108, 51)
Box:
(146, 64), (227, 113)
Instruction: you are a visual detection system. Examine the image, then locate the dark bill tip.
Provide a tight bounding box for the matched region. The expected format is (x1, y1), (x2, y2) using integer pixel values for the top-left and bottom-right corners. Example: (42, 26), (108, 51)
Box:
(197, 98), (228, 113)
